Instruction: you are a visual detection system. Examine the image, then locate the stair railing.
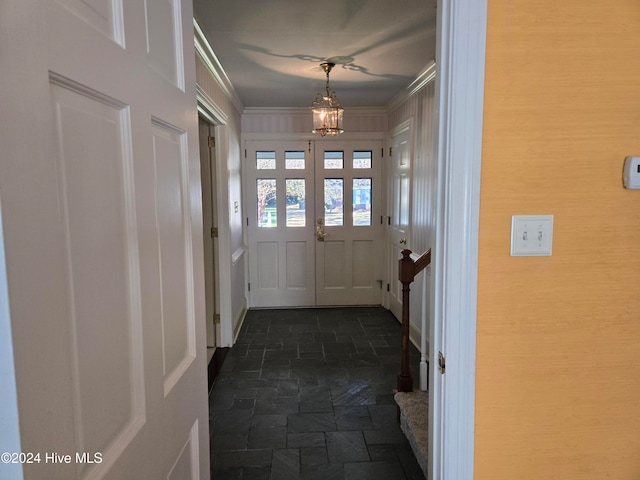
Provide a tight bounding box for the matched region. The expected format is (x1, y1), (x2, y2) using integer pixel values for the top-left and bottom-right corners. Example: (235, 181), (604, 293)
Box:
(397, 248), (431, 392)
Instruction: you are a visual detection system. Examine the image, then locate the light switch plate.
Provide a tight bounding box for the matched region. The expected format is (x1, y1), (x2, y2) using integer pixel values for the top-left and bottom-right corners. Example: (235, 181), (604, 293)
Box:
(510, 215), (553, 256)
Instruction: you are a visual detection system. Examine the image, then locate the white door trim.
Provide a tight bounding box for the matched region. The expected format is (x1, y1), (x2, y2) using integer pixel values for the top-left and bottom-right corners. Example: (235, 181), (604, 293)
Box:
(430, 0), (488, 479)
(197, 93), (236, 347)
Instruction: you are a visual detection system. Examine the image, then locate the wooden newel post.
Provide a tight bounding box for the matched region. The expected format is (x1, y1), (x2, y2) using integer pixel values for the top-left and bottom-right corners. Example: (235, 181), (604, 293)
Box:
(397, 249), (415, 392)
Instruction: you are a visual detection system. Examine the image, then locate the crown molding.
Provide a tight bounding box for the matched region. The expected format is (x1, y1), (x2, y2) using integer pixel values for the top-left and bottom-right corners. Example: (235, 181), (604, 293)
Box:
(387, 60), (437, 113)
(193, 18), (244, 115)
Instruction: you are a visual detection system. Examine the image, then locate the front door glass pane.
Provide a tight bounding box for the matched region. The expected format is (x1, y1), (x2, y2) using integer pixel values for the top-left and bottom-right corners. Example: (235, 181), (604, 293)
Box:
(257, 179), (277, 227)
(353, 178), (371, 226)
(257, 151), (276, 169)
(353, 151), (372, 169)
(286, 179), (305, 227)
(324, 151), (344, 169)
(324, 179), (343, 226)
(285, 151), (305, 169)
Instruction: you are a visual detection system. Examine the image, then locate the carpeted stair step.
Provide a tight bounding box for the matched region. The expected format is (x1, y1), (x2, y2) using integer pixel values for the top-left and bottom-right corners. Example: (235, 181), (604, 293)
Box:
(394, 390), (428, 476)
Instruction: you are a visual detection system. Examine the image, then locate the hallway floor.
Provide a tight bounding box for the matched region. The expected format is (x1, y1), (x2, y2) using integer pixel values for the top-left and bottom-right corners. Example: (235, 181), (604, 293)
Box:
(209, 307), (426, 480)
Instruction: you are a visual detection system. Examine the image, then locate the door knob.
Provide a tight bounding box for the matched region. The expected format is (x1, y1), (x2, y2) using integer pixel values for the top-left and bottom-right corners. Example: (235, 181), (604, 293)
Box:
(399, 238), (407, 245)
(316, 225), (328, 241)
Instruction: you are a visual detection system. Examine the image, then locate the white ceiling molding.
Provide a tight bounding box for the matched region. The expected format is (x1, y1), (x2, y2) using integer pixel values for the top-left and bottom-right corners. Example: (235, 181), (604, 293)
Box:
(193, 18), (244, 115)
(196, 85), (229, 125)
(387, 61), (437, 113)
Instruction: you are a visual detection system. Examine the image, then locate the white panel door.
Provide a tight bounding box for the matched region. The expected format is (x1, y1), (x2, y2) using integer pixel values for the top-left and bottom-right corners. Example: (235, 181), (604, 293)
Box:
(387, 128), (412, 319)
(246, 141), (316, 307)
(0, 2), (208, 480)
(315, 141), (383, 305)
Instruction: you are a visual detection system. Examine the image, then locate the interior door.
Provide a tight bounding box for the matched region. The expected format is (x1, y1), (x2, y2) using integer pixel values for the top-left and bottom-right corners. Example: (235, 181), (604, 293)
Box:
(315, 141), (383, 305)
(387, 127), (412, 319)
(1, 2), (209, 479)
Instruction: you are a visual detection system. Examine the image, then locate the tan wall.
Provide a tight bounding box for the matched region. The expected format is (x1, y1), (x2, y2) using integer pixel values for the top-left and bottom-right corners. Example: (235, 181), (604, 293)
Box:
(475, 1), (640, 478)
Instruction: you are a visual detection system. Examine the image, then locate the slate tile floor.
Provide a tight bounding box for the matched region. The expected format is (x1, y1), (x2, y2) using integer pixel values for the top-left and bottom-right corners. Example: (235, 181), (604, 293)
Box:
(209, 307), (426, 480)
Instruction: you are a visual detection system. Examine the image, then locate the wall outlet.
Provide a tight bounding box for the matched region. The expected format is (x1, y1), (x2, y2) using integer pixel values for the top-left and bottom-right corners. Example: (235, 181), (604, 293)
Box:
(510, 215), (553, 256)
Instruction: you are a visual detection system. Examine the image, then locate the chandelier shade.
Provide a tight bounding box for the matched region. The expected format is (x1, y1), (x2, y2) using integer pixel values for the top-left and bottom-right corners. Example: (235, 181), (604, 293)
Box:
(311, 62), (344, 136)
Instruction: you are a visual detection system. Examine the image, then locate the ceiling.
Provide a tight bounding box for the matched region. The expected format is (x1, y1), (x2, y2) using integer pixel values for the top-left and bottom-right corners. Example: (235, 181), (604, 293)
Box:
(192, 0), (437, 109)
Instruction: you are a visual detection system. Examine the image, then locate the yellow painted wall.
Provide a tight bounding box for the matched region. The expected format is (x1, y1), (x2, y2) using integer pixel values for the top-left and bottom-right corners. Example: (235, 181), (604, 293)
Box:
(476, 1), (640, 478)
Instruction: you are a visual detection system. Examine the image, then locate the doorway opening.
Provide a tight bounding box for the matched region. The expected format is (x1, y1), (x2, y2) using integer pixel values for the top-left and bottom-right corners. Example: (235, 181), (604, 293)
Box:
(245, 139), (383, 308)
(198, 115), (222, 389)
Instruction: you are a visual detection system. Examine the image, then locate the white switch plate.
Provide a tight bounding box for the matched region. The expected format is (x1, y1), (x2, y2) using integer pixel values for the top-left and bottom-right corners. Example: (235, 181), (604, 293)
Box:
(510, 215), (554, 256)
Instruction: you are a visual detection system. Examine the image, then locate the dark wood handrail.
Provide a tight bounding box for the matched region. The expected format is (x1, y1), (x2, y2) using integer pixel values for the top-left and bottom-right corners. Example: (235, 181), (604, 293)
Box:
(397, 248), (431, 393)
(413, 249), (431, 277)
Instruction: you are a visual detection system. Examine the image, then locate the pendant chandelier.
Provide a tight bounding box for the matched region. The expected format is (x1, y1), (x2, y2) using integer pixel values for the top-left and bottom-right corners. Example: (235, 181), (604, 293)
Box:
(311, 62), (344, 136)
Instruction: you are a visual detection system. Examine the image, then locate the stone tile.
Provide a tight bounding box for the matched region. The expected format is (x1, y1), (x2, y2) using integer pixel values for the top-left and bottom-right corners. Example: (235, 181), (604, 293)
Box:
(287, 432), (326, 448)
(209, 307), (425, 477)
(299, 386), (331, 402)
(299, 401), (334, 414)
(254, 398), (299, 415)
(343, 460), (406, 480)
(248, 426), (286, 449)
(298, 352), (325, 361)
(368, 404), (399, 428)
(250, 414), (288, 428)
(256, 387), (278, 399)
(300, 446), (328, 466)
(235, 387), (258, 399)
(231, 398), (255, 410)
(363, 426), (408, 445)
(210, 409), (252, 435)
(271, 448), (300, 480)
(336, 414), (374, 431)
(298, 342), (323, 353)
(300, 462), (343, 480)
(287, 413), (336, 433)
(210, 467), (242, 479)
(278, 379), (299, 395)
(325, 431), (369, 463)
(260, 366), (292, 380)
(210, 435), (247, 451)
(209, 390), (234, 411)
(349, 353), (381, 367)
(368, 444), (399, 462)
(334, 405), (369, 418)
(263, 358), (291, 367)
(323, 342), (357, 355)
(396, 443), (427, 479)
(313, 332), (337, 343)
(233, 358), (263, 372)
(212, 449), (272, 470)
(331, 383), (376, 406)
(265, 349), (298, 360)
(242, 466), (272, 480)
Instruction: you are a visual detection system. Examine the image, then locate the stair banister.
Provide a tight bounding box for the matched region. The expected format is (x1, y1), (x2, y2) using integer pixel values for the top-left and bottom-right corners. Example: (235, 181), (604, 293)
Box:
(397, 248), (431, 393)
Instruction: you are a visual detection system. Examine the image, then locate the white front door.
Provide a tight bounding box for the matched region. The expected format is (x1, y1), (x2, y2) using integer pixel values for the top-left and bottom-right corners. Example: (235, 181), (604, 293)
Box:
(314, 141), (383, 305)
(246, 139), (382, 307)
(1, 2), (208, 479)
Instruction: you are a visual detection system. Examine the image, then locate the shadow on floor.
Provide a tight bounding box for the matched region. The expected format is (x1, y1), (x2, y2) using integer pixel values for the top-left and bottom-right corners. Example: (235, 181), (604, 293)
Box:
(209, 307), (426, 480)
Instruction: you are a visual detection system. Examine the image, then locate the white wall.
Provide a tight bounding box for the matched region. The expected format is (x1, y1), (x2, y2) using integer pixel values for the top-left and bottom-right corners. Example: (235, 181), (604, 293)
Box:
(388, 79), (438, 351)
(195, 46), (247, 346)
(242, 107), (387, 135)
